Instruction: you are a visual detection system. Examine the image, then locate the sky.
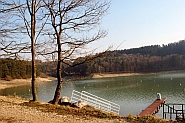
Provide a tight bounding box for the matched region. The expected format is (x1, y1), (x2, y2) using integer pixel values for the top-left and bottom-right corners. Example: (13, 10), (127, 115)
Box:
(90, 0), (185, 51)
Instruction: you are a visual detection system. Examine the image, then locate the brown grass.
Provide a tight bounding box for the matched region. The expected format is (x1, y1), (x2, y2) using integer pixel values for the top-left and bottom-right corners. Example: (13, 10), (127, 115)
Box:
(0, 96), (179, 123)
(126, 114), (178, 123)
(20, 101), (120, 119)
(20, 101), (179, 123)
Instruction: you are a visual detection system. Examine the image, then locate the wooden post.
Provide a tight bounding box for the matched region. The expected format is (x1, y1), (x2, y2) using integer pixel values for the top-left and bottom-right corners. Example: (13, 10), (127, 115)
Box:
(163, 103), (165, 119)
(182, 104), (184, 120)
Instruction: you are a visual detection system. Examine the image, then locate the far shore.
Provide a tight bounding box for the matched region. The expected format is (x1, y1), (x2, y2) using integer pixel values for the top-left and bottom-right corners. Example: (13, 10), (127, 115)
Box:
(92, 70), (185, 79)
(0, 77), (57, 90)
(0, 73), (143, 90)
(0, 70), (184, 90)
(92, 73), (143, 78)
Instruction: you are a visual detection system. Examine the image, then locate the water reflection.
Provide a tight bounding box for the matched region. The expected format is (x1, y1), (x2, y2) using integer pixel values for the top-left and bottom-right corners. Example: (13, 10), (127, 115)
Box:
(0, 85), (32, 98)
(0, 72), (185, 116)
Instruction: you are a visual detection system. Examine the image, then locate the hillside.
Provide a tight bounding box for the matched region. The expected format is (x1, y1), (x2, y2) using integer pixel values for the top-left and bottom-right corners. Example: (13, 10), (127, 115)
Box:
(1, 40), (185, 79)
(118, 40), (185, 56)
(64, 40), (185, 76)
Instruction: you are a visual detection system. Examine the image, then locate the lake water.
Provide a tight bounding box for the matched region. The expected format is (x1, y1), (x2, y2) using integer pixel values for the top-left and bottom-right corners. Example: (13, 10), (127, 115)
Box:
(0, 71), (185, 117)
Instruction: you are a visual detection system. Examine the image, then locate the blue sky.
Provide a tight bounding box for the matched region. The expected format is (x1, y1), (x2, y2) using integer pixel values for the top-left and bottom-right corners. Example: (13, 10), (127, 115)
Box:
(90, 0), (185, 51)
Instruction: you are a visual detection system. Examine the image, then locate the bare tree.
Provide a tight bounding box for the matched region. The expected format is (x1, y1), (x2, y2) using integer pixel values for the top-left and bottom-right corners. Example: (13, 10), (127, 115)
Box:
(0, 0), (49, 101)
(27, 0), (38, 101)
(0, 1), (22, 12)
(17, 0), (50, 101)
(43, 0), (110, 104)
(0, 1), (27, 58)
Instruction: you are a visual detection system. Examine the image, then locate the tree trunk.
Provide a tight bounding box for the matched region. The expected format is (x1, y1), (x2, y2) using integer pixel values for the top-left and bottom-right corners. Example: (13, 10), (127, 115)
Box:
(52, 36), (62, 104)
(31, 0), (38, 101)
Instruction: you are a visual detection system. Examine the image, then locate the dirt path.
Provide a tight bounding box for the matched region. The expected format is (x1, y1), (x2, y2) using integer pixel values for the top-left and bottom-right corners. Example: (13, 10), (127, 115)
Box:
(0, 96), (128, 123)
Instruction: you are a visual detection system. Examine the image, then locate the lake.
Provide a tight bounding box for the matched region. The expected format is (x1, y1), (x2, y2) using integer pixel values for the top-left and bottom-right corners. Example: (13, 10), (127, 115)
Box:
(0, 71), (185, 117)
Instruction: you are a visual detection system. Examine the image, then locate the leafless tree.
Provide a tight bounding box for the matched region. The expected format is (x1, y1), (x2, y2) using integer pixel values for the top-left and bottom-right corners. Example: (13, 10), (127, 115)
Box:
(0, 1), (27, 59)
(43, 0), (110, 104)
(26, 0), (38, 101)
(0, 1), (24, 13)
(17, 0), (50, 101)
(0, 0), (49, 101)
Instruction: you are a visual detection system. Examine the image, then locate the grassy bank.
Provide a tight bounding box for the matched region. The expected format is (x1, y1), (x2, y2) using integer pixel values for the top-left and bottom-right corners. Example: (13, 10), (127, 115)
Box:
(0, 96), (178, 123)
(23, 101), (177, 123)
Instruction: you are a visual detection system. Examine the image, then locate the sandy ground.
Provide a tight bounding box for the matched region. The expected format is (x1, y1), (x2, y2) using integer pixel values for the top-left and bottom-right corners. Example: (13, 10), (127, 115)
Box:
(92, 73), (143, 78)
(0, 96), (128, 123)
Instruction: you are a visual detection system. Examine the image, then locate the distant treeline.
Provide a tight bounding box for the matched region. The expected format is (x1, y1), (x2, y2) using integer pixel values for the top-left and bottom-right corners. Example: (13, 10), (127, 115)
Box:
(0, 59), (53, 80)
(65, 40), (185, 75)
(0, 59), (32, 80)
(118, 40), (185, 56)
(1, 40), (185, 79)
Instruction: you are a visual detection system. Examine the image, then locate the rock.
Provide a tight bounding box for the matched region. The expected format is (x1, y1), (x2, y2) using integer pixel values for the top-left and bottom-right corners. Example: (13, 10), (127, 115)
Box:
(59, 96), (71, 106)
(73, 100), (87, 108)
(61, 96), (70, 102)
(48, 96), (71, 106)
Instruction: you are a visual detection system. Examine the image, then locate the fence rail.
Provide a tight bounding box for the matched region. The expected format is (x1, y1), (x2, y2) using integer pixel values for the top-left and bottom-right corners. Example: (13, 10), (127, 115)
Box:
(163, 103), (185, 121)
(71, 90), (120, 115)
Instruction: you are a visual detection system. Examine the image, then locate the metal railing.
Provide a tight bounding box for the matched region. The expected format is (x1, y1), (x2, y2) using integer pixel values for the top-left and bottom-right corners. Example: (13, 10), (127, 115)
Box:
(70, 90), (120, 115)
(163, 103), (185, 121)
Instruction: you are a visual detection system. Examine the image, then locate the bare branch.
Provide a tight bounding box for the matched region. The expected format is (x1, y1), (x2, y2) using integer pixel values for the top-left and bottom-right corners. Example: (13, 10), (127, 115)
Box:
(42, 0), (110, 104)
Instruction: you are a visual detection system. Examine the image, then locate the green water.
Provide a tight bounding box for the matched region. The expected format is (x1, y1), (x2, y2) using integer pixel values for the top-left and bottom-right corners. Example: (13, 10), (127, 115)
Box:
(0, 71), (185, 117)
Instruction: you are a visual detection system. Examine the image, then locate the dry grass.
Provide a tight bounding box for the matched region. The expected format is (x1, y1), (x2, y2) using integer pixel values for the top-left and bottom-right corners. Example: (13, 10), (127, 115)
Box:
(126, 114), (179, 123)
(20, 101), (121, 119)
(0, 96), (180, 123)
(20, 101), (179, 123)
(0, 117), (17, 123)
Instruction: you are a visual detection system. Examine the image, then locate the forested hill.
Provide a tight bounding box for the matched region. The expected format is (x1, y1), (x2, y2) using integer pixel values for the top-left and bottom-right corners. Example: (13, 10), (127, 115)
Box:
(1, 40), (185, 79)
(0, 59), (32, 80)
(64, 40), (185, 76)
(117, 40), (185, 56)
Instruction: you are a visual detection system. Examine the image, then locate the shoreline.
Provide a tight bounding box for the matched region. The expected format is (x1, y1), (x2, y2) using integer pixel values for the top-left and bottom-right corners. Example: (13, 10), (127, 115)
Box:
(0, 73), (179, 122)
(0, 77), (57, 90)
(0, 73), (142, 90)
(92, 70), (185, 79)
(92, 73), (143, 78)
(0, 70), (184, 90)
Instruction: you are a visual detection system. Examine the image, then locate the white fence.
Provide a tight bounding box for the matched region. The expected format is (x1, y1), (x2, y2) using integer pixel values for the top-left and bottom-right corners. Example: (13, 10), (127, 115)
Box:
(70, 90), (120, 115)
